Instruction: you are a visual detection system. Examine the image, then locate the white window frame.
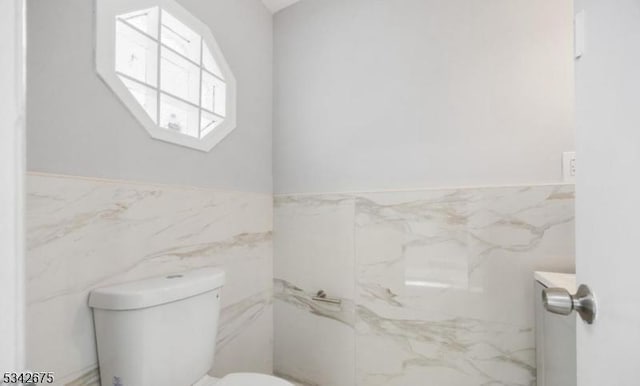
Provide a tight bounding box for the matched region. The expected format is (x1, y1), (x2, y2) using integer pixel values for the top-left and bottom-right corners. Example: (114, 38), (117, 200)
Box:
(95, 0), (237, 152)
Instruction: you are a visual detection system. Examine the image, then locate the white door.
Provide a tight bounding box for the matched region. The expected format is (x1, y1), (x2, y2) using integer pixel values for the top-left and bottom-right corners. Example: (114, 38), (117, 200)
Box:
(574, 0), (640, 385)
(0, 0), (25, 373)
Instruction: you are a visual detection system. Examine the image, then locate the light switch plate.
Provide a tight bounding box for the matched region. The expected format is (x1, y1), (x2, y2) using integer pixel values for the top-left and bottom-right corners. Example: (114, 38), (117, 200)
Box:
(563, 152), (576, 182)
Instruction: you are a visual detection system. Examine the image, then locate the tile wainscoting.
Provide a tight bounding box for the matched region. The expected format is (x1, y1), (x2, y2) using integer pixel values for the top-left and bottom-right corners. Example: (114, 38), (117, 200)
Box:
(274, 185), (575, 386)
(26, 173), (273, 385)
(26, 176), (574, 386)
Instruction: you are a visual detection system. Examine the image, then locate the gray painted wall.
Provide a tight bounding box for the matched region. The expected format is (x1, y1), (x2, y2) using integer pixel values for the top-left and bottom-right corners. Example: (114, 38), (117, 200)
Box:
(27, 0), (273, 193)
(273, 0), (575, 194)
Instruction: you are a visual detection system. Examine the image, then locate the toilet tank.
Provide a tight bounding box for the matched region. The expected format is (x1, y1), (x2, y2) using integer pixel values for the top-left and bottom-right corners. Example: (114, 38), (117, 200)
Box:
(89, 268), (225, 386)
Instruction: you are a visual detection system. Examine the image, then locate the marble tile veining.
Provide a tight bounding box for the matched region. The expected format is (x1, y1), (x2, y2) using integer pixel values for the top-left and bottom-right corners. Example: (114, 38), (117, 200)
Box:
(274, 184), (575, 386)
(355, 185), (574, 386)
(274, 195), (358, 386)
(274, 279), (355, 327)
(273, 279), (356, 386)
(60, 367), (99, 386)
(29, 176), (574, 386)
(26, 174), (273, 385)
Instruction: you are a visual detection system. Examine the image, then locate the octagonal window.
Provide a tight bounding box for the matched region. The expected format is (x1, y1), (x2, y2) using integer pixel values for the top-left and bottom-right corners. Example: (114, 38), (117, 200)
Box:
(96, 0), (237, 152)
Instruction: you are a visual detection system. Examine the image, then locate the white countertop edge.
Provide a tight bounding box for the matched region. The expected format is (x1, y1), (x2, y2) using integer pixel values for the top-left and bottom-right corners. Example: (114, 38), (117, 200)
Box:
(535, 271), (577, 293)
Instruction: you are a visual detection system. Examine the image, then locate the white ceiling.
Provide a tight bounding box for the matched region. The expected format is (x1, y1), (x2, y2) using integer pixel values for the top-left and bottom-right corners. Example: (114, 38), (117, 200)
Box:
(261, 0), (301, 14)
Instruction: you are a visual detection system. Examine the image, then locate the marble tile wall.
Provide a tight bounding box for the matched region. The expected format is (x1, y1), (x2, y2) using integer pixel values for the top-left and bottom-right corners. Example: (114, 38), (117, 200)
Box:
(26, 173), (273, 385)
(274, 184), (575, 386)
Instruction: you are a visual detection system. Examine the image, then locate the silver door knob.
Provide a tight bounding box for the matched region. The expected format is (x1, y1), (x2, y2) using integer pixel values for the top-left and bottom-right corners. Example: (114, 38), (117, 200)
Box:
(542, 284), (597, 324)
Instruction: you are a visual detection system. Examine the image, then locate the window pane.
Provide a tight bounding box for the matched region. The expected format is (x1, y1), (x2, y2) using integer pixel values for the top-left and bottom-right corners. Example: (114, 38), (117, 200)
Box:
(118, 76), (158, 123)
(117, 7), (159, 38)
(116, 21), (158, 86)
(200, 71), (226, 115)
(200, 110), (220, 137)
(160, 93), (199, 138)
(160, 47), (200, 104)
(202, 44), (223, 78)
(161, 10), (201, 63)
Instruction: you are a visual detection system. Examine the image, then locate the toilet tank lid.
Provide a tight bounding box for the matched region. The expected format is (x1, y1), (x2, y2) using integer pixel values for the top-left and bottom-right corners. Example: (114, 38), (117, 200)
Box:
(88, 268), (225, 310)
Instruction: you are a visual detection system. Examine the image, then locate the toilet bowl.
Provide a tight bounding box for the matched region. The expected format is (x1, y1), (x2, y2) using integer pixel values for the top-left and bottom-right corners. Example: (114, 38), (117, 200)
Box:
(196, 374), (292, 386)
(88, 268), (293, 386)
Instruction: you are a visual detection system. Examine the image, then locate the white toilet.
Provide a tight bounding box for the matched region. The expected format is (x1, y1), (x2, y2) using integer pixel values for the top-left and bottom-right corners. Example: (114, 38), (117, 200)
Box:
(88, 268), (292, 386)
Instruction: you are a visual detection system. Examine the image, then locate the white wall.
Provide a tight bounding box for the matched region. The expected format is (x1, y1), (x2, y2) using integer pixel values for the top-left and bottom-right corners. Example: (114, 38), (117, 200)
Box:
(27, 0), (273, 193)
(273, 0), (575, 194)
(0, 0), (25, 372)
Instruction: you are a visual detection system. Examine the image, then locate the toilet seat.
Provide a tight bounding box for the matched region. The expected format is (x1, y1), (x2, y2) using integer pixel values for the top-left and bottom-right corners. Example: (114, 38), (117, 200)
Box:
(195, 373), (293, 386)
